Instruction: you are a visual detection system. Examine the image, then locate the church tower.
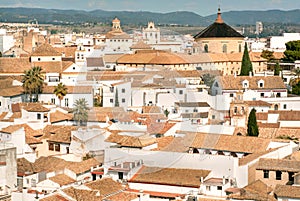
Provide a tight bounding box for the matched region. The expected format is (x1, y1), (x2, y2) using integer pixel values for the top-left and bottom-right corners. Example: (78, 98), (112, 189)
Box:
(112, 17), (122, 32)
(142, 22), (160, 44)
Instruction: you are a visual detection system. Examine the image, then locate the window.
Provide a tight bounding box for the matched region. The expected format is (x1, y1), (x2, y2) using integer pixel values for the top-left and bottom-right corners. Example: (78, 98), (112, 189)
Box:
(204, 44), (208, 53)
(0, 101), (1, 106)
(206, 186), (211, 191)
(230, 93), (234, 97)
(234, 107), (237, 114)
(38, 58), (41, 61)
(49, 143), (54, 151)
(37, 113), (41, 120)
(276, 171), (282, 180)
(110, 87), (114, 93)
(51, 98), (55, 104)
(55, 144), (60, 152)
(217, 186), (222, 190)
(276, 93), (281, 97)
(212, 115), (215, 119)
(263, 170), (269, 178)
(260, 93), (264, 97)
(52, 58), (55, 61)
(179, 90), (183, 95)
(73, 67), (76, 70)
(222, 44), (227, 53)
(122, 98), (125, 103)
(122, 88), (125, 93)
(110, 99), (113, 103)
(283, 104), (287, 109)
(259, 82), (264, 87)
(65, 98), (69, 107)
(288, 172), (294, 183)
(239, 44), (242, 53)
(193, 108), (198, 112)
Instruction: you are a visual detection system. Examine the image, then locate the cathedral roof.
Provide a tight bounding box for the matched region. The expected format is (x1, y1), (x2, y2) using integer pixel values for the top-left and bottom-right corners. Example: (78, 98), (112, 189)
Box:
(194, 8), (244, 39)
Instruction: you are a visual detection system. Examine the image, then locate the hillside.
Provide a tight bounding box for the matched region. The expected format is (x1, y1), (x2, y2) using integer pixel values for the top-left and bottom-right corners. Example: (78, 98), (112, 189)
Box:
(0, 7), (299, 26)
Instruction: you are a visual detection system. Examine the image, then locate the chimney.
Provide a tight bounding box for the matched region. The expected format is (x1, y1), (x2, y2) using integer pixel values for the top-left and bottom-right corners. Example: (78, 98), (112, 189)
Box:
(264, 71), (267, 77)
(279, 71), (282, 77)
(200, 177), (204, 183)
(234, 72), (237, 78)
(120, 162), (124, 169)
(129, 162), (133, 169)
(222, 176), (226, 185)
(249, 71), (252, 77)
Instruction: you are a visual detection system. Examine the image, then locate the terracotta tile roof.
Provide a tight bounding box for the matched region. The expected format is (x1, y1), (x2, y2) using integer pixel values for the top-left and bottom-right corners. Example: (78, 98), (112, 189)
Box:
(50, 111), (73, 123)
(85, 178), (124, 196)
(66, 158), (100, 174)
(256, 112), (268, 121)
(269, 110), (300, 121)
(0, 86), (23, 97)
(117, 50), (190, 65)
(127, 188), (183, 199)
(33, 156), (100, 174)
(49, 174), (76, 186)
(42, 85), (92, 94)
(130, 40), (152, 49)
(257, 122), (280, 128)
(191, 133), (270, 153)
(228, 180), (275, 201)
(44, 125), (77, 144)
(218, 75), (286, 90)
(17, 157), (36, 176)
(152, 136), (175, 151)
(0, 57), (31, 73)
(258, 127), (300, 139)
(244, 100), (271, 107)
(106, 133), (156, 148)
(54, 47), (76, 58)
(40, 194), (71, 201)
(274, 185), (300, 199)
(103, 54), (124, 63)
(88, 107), (126, 122)
(63, 187), (102, 201)
(20, 102), (50, 112)
(182, 112), (209, 119)
(0, 124), (24, 134)
(256, 158), (300, 172)
(147, 122), (176, 135)
(31, 43), (61, 56)
(86, 57), (104, 67)
(238, 147), (281, 166)
(142, 106), (161, 113)
(26, 135), (42, 145)
(129, 166), (211, 187)
(175, 102), (210, 107)
(31, 61), (73, 73)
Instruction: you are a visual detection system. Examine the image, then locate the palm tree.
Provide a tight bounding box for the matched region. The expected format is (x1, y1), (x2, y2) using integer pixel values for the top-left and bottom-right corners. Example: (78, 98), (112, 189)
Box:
(54, 83), (68, 106)
(22, 66), (44, 102)
(73, 98), (89, 126)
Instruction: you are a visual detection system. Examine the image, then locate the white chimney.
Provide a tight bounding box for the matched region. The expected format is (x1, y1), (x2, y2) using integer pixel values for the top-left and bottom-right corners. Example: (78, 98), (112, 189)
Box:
(249, 71), (252, 77)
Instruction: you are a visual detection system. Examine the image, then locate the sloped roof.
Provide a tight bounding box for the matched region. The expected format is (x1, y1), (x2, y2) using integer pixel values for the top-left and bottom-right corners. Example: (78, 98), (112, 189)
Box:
(130, 40), (152, 50)
(86, 57), (104, 67)
(274, 185), (300, 198)
(175, 102), (210, 107)
(217, 75), (286, 90)
(194, 9), (243, 39)
(85, 178), (124, 196)
(49, 174), (76, 186)
(117, 50), (189, 65)
(191, 133), (270, 153)
(129, 166), (211, 187)
(31, 43), (61, 56)
(0, 57), (31, 73)
(256, 158), (300, 172)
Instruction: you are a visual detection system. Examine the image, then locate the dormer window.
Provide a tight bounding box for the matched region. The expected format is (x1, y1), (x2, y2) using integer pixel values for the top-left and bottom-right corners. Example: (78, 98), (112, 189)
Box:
(258, 79), (264, 88)
(242, 80), (249, 88)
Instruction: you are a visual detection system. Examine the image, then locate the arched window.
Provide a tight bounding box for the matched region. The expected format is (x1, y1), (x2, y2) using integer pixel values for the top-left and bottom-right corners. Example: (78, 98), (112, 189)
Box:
(274, 104), (279, 110)
(204, 44), (208, 53)
(222, 44), (227, 53)
(239, 44), (242, 53)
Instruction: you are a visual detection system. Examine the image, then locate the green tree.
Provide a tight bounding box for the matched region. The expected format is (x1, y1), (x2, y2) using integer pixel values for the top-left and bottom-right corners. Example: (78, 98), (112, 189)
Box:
(54, 82), (68, 106)
(73, 98), (89, 126)
(114, 88), (119, 107)
(291, 81), (300, 95)
(274, 62), (282, 76)
(239, 43), (253, 76)
(261, 50), (275, 61)
(164, 109), (170, 117)
(22, 66), (44, 102)
(247, 108), (259, 137)
(283, 40), (300, 62)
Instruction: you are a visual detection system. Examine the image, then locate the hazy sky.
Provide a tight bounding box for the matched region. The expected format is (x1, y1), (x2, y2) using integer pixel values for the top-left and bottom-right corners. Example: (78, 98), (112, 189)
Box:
(0, 0), (299, 16)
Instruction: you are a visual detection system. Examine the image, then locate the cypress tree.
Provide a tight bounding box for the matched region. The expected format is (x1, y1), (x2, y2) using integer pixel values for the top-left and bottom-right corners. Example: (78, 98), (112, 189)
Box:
(114, 88), (119, 107)
(239, 43), (253, 76)
(247, 108), (259, 137)
(274, 62), (281, 76)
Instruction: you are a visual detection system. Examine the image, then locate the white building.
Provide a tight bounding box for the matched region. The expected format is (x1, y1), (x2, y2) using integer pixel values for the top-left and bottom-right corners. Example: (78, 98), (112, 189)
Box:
(267, 33), (300, 52)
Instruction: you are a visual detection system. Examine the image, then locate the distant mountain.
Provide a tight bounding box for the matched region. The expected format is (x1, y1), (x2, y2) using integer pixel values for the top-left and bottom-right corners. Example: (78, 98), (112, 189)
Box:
(0, 7), (299, 26)
(204, 9), (300, 25)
